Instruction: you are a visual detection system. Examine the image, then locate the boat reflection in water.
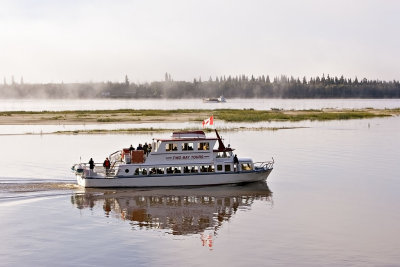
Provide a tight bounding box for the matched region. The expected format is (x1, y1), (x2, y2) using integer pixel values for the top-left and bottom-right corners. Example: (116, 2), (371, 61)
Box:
(71, 181), (272, 237)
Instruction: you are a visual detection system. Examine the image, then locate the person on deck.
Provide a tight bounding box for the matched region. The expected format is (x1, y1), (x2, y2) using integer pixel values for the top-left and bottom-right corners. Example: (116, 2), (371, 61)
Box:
(103, 157), (111, 174)
(234, 154), (239, 172)
(143, 143), (148, 155)
(129, 144), (135, 151)
(89, 158), (95, 175)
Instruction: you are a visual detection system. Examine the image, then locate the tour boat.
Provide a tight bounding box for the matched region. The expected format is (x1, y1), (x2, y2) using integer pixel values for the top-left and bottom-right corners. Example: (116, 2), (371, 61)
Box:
(202, 95), (226, 103)
(72, 130), (274, 188)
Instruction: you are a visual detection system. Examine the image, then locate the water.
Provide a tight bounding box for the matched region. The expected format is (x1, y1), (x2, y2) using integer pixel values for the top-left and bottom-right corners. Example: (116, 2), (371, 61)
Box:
(0, 98), (399, 111)
(1, 100), (400, 266)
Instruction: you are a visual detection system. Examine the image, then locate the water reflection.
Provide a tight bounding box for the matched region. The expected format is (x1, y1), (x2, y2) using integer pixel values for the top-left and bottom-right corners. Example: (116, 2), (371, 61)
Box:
(71, 182), (272, 235)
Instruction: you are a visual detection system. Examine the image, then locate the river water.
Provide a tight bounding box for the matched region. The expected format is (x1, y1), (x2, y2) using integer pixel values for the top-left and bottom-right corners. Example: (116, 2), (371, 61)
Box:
(1, 98), (400, 111)
(0, 99), (400, 266)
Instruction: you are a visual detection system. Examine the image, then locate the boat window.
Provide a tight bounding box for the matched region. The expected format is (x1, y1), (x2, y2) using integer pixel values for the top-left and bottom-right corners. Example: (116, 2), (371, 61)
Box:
(241, 163), (252, 171)
(166, 166), (182, 174)
(217, 151), (231, 158)
(182, 142), (194, 151)
(200, 165), (214, 172)
(173, 167), (182, 174)
(190, 166), (199, 173)
(166, 143), (178, 152)
(200, 166), (207, 172)
(149, 167), (164, 175)
(217, 165), (223, 171)
(134, 168), (147, 175)
(225, 164), (231, 172)
(198, 142), (210, 151)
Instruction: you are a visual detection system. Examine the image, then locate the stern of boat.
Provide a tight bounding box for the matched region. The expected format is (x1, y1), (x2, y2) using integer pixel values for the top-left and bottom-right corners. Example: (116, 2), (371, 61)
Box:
(72, 162), (119, 187)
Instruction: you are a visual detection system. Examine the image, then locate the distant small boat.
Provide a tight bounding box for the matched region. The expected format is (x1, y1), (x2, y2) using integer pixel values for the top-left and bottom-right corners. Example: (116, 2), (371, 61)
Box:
(203, 95), (226, 103)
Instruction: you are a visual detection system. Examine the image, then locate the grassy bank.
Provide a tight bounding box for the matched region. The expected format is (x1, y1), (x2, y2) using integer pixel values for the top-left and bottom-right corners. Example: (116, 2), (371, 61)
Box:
(0, 108), (397, 125)
(215, 109), (392, 122)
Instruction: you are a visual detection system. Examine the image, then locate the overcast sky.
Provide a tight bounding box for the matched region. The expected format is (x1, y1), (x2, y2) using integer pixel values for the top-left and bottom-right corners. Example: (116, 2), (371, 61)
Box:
(1, 0), (399, 83)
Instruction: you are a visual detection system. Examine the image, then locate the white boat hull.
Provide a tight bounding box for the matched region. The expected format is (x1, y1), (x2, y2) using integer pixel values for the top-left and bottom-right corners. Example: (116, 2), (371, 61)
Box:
(77, 169), (272, 188)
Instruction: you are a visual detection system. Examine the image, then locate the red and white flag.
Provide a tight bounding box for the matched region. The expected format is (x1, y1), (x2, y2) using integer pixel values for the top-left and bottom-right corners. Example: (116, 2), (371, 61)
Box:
(202, 115), (214, 128)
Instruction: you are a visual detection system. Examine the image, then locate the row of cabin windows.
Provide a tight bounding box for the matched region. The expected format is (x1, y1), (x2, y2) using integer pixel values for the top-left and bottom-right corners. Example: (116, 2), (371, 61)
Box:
(216, 151), (232, 158)
(165, 142), (210, 152)
(126, 164), (233, 175)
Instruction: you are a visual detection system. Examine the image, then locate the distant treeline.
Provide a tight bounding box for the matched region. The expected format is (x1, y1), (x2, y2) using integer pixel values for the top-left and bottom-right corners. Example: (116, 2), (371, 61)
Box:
(1, 74), (400, 98)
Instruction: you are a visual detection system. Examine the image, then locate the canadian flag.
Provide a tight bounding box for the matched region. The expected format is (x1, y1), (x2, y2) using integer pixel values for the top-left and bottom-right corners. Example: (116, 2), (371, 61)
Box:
(202, 115), (214, 127)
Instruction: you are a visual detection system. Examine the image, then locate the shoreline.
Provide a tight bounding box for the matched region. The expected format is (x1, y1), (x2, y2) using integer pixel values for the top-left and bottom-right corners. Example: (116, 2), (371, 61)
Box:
(0, 108), (398, 126)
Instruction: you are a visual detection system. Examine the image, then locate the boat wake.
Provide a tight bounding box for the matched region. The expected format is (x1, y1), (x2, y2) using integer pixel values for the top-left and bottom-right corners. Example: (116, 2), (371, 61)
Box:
(0, 182), (79, 206)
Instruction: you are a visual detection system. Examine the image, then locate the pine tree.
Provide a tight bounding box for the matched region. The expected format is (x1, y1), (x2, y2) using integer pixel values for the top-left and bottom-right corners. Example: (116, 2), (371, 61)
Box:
(125, 75), (129, 85)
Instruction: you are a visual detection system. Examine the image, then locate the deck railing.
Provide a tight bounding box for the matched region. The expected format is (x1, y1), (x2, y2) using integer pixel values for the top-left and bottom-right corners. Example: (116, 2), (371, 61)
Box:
(254, 158), (274, 170)
(78, 163), (118, 178)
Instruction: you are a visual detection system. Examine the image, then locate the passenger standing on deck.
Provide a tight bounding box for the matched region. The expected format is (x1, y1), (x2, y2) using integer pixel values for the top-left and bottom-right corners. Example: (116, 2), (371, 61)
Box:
(89, 158), (95, 175)
(143, 143), (148, 156)
(129, 144), (135, 151)
(103, 157), (111, 174)
(234, 154), (239, 172)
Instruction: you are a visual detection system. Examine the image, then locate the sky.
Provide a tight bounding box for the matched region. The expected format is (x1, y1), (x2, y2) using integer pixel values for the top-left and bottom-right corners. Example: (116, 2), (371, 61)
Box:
(0, 0), (399, 83)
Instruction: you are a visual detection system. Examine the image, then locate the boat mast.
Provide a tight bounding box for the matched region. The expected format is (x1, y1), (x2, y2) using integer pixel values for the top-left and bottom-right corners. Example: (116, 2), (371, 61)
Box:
(214, 129), (226, 151)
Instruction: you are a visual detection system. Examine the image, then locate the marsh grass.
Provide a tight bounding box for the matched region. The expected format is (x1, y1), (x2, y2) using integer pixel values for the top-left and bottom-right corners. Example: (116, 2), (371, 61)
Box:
(48, 116), (65, 120)
(96, 118), (123, 122)
(214, 109), (389, 122)
(1, 108), (397, 123)
(75, 114), (89, 118)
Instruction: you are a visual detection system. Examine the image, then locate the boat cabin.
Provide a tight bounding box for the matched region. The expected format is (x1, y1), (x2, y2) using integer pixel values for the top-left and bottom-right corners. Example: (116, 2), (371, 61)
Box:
(116, 130), (254, 177)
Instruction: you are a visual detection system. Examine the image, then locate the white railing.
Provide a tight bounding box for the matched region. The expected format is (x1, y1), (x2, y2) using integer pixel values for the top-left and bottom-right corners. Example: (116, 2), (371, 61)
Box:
(254, 158), (274, 170)
(75, 163), (118, 178)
